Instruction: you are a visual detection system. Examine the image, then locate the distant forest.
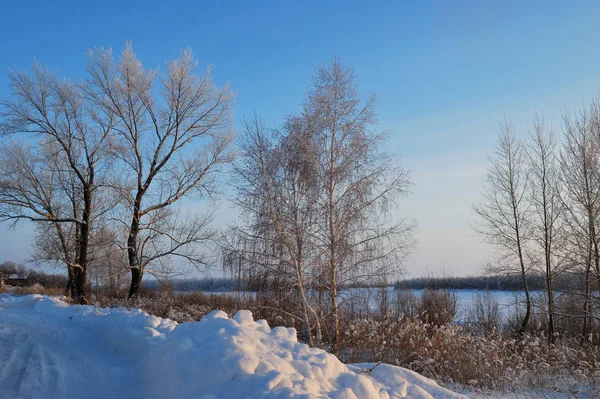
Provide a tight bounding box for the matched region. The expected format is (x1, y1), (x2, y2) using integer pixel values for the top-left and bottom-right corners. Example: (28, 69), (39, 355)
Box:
(393, 273), (599, 291)
(6, 260), (598, 294)
(4, 258), (598, 294)
(153, 273), (600, 292)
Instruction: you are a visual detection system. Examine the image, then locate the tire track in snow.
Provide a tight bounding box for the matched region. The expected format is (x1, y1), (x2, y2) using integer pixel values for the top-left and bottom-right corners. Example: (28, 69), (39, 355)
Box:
(0, 298), (135, 399)
(0, 332), (34, 397)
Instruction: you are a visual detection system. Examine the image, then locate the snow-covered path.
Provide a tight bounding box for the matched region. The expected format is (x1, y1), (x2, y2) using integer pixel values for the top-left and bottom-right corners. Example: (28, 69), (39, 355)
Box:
(0, 296), (135, 399)
(0, 294), (466, 399)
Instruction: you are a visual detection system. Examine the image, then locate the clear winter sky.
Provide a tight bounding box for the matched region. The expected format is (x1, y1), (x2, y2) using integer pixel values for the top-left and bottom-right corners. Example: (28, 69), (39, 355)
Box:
(1, 1), (600, 277)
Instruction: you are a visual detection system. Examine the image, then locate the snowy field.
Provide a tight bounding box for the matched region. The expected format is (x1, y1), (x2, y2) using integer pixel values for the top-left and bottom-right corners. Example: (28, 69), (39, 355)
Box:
(0, 294), (466, 399)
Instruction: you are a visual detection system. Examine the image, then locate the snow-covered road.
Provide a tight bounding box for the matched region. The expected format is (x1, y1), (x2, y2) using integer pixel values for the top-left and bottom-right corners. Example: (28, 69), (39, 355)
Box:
(0, 294), (466, 399)
(0, 296), (135, 398)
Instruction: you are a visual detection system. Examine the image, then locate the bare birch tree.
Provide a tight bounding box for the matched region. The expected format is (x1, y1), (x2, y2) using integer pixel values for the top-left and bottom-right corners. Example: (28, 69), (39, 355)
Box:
(85, 43), (234, 298)
(226, 60), (414, 351)
(473, 119), (532, 333)
(526, 116), (563, 341)
(225, 115), (322, 346)
(301, 58), (415, 353)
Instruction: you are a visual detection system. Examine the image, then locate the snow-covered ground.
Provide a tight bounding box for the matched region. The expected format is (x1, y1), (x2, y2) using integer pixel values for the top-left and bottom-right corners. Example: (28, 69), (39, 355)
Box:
(0, 294), (466, 399)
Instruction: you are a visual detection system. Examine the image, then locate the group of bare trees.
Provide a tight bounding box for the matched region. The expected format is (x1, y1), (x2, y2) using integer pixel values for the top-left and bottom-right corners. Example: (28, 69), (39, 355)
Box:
(474, 102), (600, 341)
(0, 47), (414, 341)
(223, 59), (415, 351)
(0, 43), (234, 303)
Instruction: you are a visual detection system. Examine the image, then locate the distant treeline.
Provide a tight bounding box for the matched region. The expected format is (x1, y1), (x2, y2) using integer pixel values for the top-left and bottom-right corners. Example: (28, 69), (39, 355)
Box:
(0, 261), (67, 289)
(146, 274), (600, 293)
(145, 277), (250, 293)
(5, 262), (596, 294)
(393, 273), (598, 291)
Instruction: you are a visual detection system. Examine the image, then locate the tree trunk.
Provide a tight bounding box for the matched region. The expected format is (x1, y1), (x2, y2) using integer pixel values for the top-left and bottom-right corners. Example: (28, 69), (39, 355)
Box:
(330, 283), (340, 354)
(583, 258), (592, 338)
(583, 236), (593, 339)
(510, 167), (530, 335)
(520, 275), (531, 334)
(545, 232), (555, 342)
(129, 266), (142, 299)
(312, 309), (322, 346)
(64, 264), (74, 299)
(73, 186), (92, 305)
(518, 247), (531, 334)
(328, 168), (340, 354)
(297, 278), (322, 347)
(547, 284), (555, 343)
(74, 267), (88, 305)
(298, 293), (313, 345)
(515, 222), (530, 333)
(127, 195), (143, 299)
(294, 265), (314, 346)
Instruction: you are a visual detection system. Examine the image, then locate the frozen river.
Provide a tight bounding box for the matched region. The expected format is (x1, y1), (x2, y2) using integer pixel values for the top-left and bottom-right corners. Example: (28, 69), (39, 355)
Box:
(191, 287), (530, 323)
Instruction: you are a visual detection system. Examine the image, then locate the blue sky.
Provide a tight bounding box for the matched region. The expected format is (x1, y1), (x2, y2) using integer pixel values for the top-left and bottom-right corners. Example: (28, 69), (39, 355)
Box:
(1, 1), (600, 277)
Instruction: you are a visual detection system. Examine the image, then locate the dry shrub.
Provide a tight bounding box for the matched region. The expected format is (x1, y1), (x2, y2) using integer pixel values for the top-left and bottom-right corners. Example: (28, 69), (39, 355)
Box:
(339, 314), (600, 394)
(1, 284), (64, 296)
(94, 290), (239, 323)
(466, 290), (501, 335)
(92, 289), (306, 333)
(392, 289), (420, 318)
(417, 288), (457, 326)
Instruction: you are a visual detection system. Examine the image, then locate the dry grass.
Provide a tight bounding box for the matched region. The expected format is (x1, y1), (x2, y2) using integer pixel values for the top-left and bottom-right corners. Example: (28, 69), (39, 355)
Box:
(0, 284), (64, 296)
(339, 314), (600, 395)
(92, 289), (307, 333)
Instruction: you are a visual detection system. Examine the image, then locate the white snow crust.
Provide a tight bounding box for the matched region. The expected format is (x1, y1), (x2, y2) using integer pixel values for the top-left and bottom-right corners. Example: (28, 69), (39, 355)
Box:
(0, 294), (467, 398)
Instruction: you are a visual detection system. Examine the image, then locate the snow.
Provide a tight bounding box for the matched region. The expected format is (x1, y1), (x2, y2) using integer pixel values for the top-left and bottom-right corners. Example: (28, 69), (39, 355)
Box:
(0, 294), (467, 399)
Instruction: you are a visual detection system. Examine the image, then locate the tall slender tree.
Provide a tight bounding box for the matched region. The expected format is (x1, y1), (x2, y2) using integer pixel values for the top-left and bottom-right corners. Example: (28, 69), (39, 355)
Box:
(301, 58), (415, 352)
(526, 116), (562, 342)
(226, 115), (322, 346)
(560, 101), (600, 336)
(226, 59), (414, 352)
(473, 119), (532, 333)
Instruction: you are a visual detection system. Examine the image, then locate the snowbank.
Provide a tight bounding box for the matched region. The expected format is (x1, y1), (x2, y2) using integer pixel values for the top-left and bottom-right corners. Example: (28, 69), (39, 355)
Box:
(0, 294), (466, 398)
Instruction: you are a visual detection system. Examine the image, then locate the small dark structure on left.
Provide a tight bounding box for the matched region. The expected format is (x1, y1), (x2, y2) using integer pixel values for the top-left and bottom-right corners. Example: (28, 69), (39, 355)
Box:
(0, 274), (28, 288)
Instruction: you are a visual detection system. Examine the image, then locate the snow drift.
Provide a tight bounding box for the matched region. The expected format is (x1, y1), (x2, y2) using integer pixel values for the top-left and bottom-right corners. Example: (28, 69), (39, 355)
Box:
(0, 294), (466, 398)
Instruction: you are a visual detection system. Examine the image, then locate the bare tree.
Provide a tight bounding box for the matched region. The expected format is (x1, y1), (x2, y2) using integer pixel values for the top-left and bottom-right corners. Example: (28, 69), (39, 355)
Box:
(87, 227), (129, 292)
(135, 207), (218, 285)
(473, 119), (532, 333)
(225, 115), (322, 346)
(526, 116), (563, 342)
(23, 145), (118, 298)
(301, 58), (415, 353)
(225, 60), (414, 352)
(0, 65), (114, 303)
(560, 100), (600, 336)
(85, 43), (235, 298)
